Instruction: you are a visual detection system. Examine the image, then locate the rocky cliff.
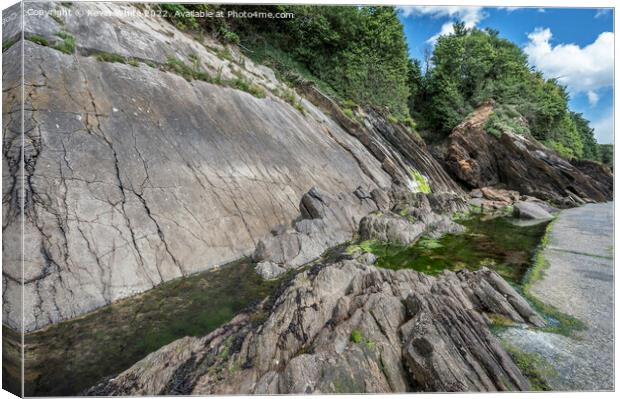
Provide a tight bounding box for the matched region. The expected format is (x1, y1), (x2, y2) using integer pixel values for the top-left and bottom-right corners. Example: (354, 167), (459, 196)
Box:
(2, 2), (461, 331)
(440, 103), (613, 207)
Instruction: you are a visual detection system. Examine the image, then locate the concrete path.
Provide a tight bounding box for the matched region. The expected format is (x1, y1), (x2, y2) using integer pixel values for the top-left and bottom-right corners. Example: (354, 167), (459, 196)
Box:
(500, 202), (614, 391)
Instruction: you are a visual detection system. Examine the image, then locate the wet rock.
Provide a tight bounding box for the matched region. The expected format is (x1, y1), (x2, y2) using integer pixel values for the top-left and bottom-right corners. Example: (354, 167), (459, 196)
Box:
(356, 252), (377, 265)
(470, 189), (484, 198)
(371, 188), (391, 211)
(359, 191), (466, 245)
(513, 201), (554, 220)
(480, 187), (520, 204)
(402, 292), (527, 391)
(85, 262), (543, 395)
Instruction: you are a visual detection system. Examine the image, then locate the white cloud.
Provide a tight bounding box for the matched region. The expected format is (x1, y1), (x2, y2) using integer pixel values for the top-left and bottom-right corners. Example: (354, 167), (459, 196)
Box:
(591, 112), (614, 144)
(398, 6), (484, 26)
(524, 28), (614, 94)
(427, 22), (456, 44)
(398, 6), (487, 44)
(595, 9), (611, 18)
(587, 91), (600, 106)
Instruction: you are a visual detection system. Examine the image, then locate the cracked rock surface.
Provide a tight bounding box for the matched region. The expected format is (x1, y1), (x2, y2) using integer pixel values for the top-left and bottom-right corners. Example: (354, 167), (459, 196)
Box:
(2, 2), (392, 331)
(85, 259), (544, 395)
(5, 40), (389, 331)
(3, 2), (463, 331)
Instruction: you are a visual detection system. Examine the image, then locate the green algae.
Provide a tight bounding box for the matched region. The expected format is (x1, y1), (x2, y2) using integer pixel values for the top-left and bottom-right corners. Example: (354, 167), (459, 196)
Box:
(407, 167), (431, 193)
(361, 216), (549, 284)
(502, 341), (557, 391)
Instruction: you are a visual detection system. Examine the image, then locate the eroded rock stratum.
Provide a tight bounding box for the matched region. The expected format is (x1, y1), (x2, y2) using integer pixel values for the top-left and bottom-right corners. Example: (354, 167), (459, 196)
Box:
(85, 259), (544, 395)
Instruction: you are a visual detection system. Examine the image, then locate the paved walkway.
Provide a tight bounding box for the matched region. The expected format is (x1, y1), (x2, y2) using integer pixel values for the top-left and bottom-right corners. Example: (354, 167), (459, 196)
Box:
(500, 202), (614, 391)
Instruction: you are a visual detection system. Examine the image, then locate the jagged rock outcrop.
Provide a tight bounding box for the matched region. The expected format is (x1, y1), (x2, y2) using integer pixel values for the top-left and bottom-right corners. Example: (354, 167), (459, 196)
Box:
(84, 260), (544, 395)
(359, 191), (467, 245)
(2, 2), (459, 331)
(297, 82), (465, 195)
(442, 104), (613, 207)
(253, 186), (380, 278)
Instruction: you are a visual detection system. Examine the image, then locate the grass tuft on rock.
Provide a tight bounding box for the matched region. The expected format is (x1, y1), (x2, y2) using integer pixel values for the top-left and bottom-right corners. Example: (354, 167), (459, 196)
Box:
(2, 38), (17, 52)
(53, 31), (75, 54)
(229, 76), (267, 98)
(28, 35), (49, 47)
(350, 329), (363, 344)
(96, 52), (129, 64)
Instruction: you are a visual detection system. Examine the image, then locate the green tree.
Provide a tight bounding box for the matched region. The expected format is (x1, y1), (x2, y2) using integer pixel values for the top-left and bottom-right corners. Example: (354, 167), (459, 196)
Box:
(416, 23), (601, 161)
(598, 144), (613, 167)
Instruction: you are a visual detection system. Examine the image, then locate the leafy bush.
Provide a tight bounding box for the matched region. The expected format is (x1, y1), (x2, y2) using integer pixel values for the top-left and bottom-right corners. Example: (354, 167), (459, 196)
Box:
(220, 28), (240, 44)
(598, 144), (613, 167)
(161, 5), (412, 119)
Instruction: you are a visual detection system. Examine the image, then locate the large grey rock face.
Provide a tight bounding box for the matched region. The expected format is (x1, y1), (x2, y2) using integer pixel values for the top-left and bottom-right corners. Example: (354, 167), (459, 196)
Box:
(3, 2), (402, 331)
(2, 2), (464, 331)
(84, 261), (544, 395)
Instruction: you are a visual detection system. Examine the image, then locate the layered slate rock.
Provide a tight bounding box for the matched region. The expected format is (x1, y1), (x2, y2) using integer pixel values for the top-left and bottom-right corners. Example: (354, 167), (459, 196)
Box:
(442, 104), (613, 207)
(85, 261), (544, 395)
(297, 82), (465, 195)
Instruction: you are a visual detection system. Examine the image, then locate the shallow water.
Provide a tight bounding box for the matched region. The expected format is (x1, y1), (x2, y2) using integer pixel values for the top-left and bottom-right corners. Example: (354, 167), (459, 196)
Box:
(10, 259), (278, 396)
(366, 216), (549, 284)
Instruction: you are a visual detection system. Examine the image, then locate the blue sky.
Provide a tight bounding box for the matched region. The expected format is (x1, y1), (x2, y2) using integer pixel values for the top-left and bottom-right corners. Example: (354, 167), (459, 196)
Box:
(398, 7), (614, 144)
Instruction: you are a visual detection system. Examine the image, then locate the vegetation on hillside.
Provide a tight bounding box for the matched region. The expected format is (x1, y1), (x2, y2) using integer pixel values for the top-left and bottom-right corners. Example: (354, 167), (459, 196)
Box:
(159, 4), (413, 122)
(409, 23), (602, 161)
(159, 4), (609, 163)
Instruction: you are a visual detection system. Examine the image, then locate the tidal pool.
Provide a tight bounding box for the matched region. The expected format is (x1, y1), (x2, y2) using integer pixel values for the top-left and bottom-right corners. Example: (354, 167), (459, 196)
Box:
(358, 216), (550, 284)
(5, 259), (279, 396)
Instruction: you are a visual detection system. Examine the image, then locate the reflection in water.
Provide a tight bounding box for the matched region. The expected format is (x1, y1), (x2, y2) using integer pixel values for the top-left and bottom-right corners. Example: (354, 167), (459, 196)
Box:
(15, 259), (278, 396)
